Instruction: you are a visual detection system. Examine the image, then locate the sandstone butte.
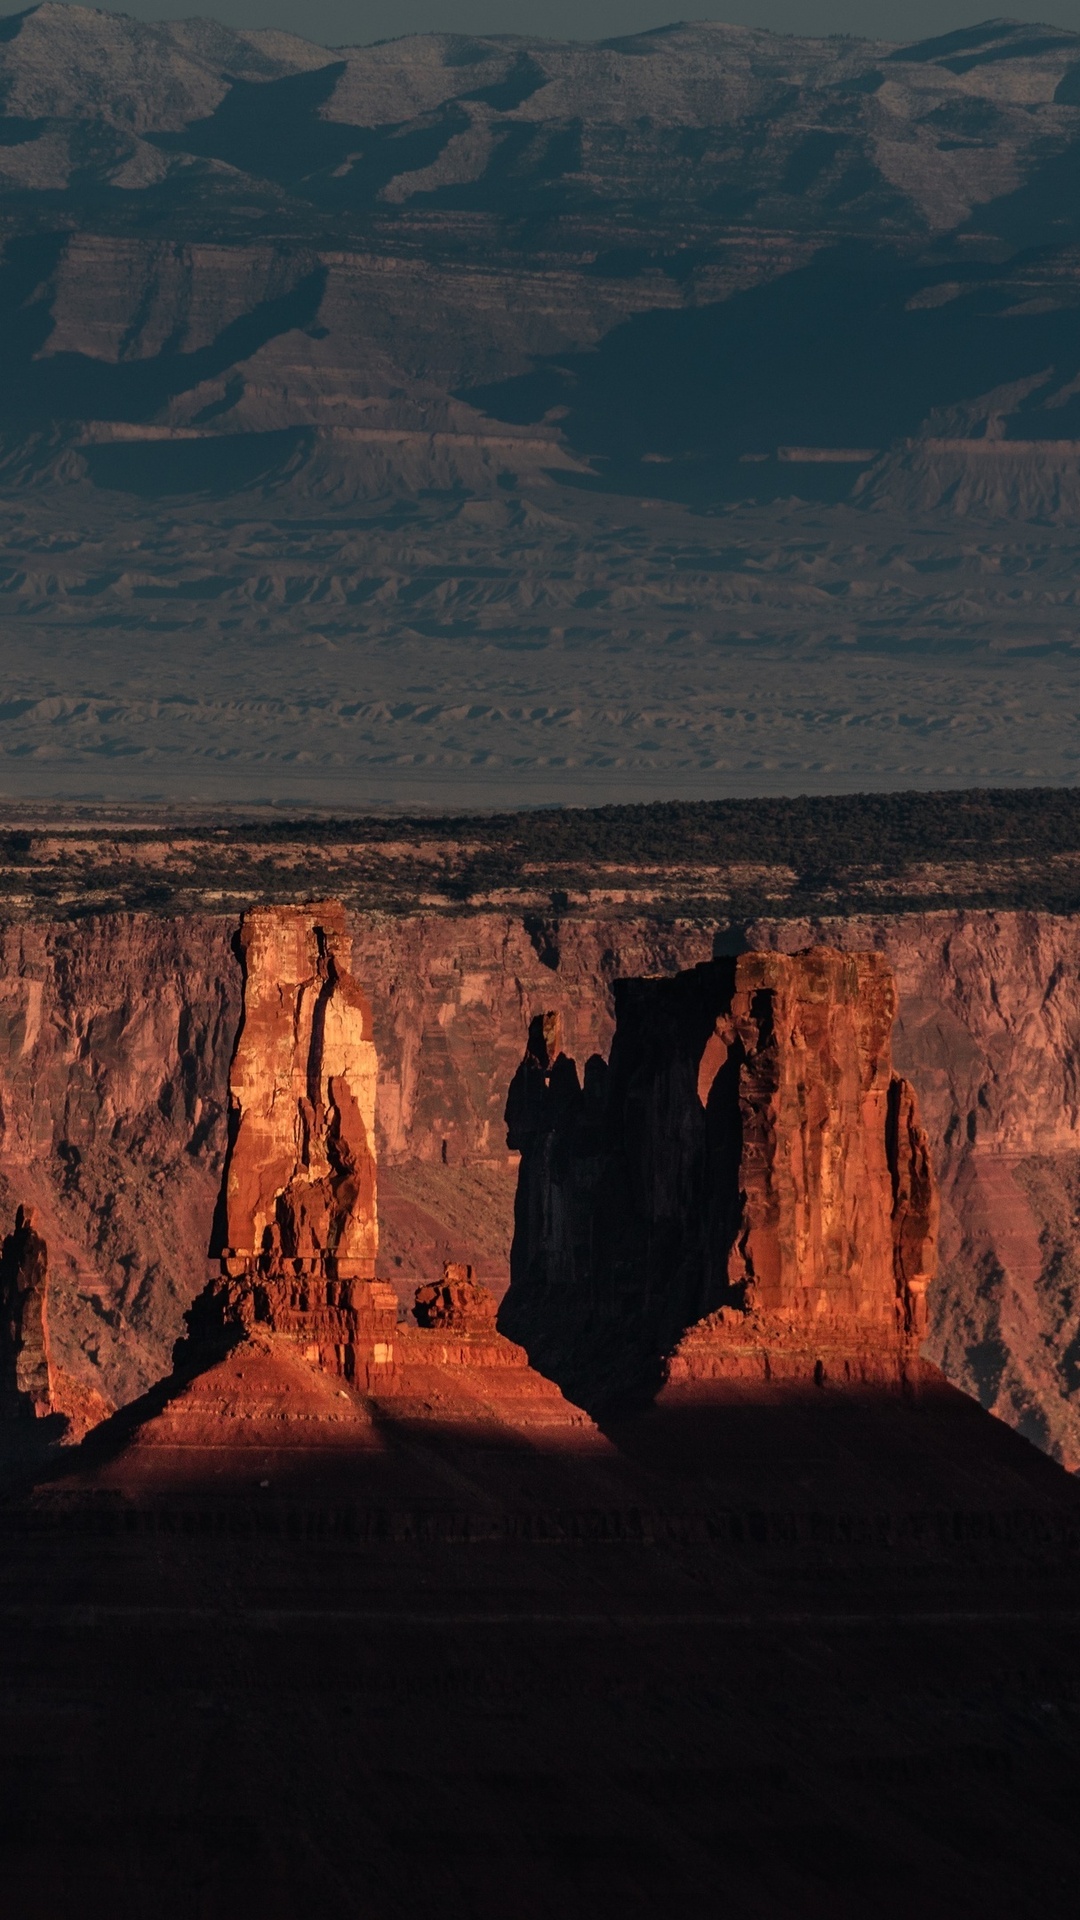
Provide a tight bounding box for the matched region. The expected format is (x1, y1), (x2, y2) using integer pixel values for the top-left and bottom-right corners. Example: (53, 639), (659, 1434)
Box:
(73, 904), (596, 1476)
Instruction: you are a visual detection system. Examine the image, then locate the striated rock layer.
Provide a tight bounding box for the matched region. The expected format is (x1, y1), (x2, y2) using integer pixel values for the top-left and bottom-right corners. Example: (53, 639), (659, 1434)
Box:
(6, 8), (1080, 525)
(502, 948), (936, 1412)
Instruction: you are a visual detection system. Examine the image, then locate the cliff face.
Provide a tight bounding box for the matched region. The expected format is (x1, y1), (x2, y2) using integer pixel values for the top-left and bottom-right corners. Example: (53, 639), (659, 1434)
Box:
(0, 904), (1079, 1463)
(756, 913), (1080, 1466)
(223, 903), (378, 1274)
(349, 913), (716, 1300)
(0, 915), (238, 1410)
(501, 948), (936, 1412)
(0, 909), (713, 1411)
(712, 949), (933, 1338)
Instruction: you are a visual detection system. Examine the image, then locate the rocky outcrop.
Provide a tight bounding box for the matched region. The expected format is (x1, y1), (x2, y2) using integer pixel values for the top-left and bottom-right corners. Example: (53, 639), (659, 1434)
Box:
(190, 905), (589, 1430)
(668, 949), (937, 1389)
(755, 911), (1080, 1466)
(210, 902), (394, 1385)
(0, 1202), (114, 1439)
(714, 950), (934, 1343)
(221, 902), (378, 1275)
(501, 947), (936, 1412)
(0, 1203), (51, 1417)
(414, 1263), (497, 1334)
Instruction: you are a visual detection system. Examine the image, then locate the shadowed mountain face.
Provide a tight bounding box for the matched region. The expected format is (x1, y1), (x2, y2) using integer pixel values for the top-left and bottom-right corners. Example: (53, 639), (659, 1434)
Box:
(7, 9), (1080, 801)
(5, 7), (1080, 489)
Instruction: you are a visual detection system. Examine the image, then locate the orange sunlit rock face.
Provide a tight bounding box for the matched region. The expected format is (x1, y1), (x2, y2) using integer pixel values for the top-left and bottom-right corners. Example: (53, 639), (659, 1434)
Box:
(707, 949), (934, 1335)
(209, 903), (393, 1385)
(223, 902), (378, 1274)
(201, 906), (586, 1426)
(670, 948), (937, 1387)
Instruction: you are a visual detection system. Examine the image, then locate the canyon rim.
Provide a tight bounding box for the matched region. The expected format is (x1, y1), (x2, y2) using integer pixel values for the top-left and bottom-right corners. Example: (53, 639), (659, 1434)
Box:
(1, 842), (1078, 1467)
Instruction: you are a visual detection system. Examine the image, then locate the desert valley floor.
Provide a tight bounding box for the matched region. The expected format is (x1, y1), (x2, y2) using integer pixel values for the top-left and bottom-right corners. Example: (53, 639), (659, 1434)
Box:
(6, 484), (1080, 807)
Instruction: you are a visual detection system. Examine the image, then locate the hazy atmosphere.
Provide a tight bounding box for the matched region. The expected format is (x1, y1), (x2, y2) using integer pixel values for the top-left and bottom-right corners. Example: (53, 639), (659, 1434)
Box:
(28, 2), (1080, 45)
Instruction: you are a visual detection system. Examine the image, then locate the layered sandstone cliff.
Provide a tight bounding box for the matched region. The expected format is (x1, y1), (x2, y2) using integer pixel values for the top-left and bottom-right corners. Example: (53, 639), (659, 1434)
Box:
(1, 905), (1079, 1463)
(5, 8), (1080, 514)
(755, 912), (1080, 1466)
(681, 948), (936, 1370)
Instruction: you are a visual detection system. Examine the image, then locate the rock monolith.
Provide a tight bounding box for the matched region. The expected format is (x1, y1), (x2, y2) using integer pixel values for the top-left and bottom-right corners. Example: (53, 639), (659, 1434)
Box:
(501, 947), (937, 1409)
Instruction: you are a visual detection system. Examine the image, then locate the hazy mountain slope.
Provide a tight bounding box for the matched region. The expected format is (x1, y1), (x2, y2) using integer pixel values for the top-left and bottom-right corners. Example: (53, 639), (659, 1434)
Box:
(4, 11), (1080, 802)
(3, 8), (1080, 502)
(2, 10), (1076, 229)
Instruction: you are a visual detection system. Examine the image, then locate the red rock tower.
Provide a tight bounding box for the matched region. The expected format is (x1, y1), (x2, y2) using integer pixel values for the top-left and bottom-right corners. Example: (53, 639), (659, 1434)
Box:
(671, 947), (937, 1385)
(502, 946), (938, 1408)
(205, 904), (583, 1429)
(215, 903), (398, 1381)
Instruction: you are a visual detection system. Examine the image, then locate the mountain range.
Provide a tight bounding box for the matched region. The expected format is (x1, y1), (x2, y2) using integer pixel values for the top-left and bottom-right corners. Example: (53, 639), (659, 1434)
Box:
(4, 8), (1080, 801)
(5, 7), (1080, 501)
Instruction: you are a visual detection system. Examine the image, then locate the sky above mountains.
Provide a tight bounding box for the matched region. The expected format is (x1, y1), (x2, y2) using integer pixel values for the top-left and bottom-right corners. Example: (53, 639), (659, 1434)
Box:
(16, 3), (1080, 51)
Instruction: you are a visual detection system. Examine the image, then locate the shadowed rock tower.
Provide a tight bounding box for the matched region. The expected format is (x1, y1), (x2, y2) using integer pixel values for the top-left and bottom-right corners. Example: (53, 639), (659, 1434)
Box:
(0, 1204), (52, 1419)
(503, 947), (938, 1411)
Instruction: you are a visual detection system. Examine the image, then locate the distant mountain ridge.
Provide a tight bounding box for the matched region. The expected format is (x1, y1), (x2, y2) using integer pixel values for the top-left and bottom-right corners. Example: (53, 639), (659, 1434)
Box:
(5, 9), (1080, 229)
(4, 7), (1080, 507)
